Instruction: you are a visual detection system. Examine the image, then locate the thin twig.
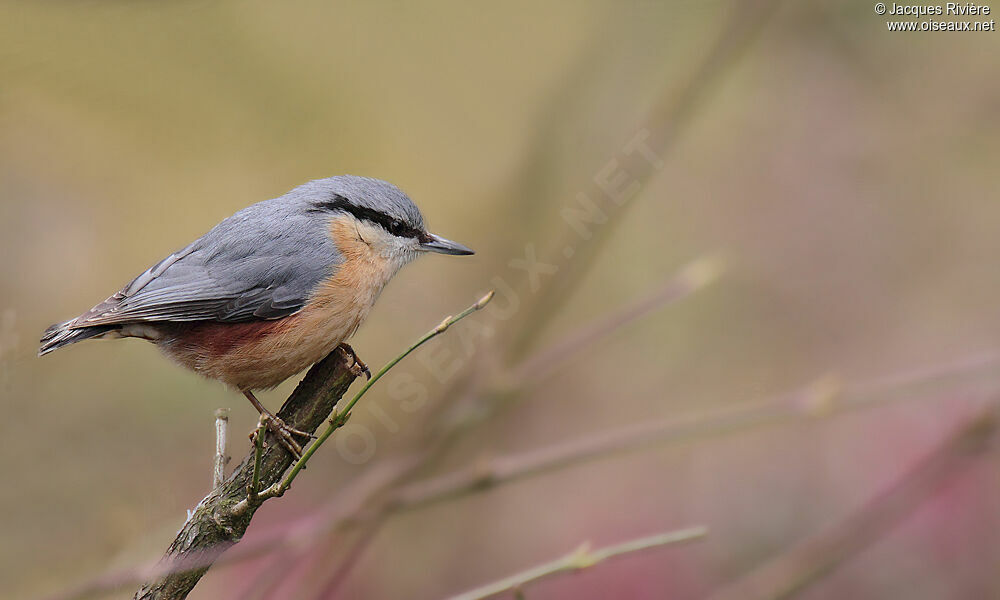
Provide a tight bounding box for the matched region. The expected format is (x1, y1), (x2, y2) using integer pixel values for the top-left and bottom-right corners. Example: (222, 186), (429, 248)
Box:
(510, 254), (724, 384)
(241, 291), (496, 508)
(213, 408), (230, 490)
(446, 527), (708, 600)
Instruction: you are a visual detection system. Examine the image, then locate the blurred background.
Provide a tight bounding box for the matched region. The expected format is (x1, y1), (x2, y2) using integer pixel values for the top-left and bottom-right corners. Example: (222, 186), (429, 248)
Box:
(2, 1), (1000, 599)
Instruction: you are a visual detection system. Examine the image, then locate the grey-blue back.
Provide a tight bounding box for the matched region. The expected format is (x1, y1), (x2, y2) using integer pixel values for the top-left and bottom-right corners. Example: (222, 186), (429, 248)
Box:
(80, 181), (346, 326)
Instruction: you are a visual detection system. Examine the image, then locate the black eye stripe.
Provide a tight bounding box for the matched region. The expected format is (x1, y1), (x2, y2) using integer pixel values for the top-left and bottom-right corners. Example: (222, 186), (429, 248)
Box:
(311, 195), (421, 239)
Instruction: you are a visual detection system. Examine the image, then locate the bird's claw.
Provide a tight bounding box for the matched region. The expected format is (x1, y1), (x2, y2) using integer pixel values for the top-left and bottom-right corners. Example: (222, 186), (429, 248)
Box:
(250, 414), (313, 459)
(338, 343), (371, 380)
(357, 363), (372, 381)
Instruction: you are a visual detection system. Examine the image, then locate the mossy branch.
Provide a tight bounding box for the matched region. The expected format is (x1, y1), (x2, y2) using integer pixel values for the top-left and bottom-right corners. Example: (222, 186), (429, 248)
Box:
(131, 351), (358, 600)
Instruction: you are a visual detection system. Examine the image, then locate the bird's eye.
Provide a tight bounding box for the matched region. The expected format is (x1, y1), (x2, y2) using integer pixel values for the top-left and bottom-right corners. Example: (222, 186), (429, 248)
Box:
(388, 220), (406, 236)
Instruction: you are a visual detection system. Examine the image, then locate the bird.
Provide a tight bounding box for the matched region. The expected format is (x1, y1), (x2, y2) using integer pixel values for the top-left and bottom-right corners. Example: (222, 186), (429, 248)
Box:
(39, 175), (474, 456)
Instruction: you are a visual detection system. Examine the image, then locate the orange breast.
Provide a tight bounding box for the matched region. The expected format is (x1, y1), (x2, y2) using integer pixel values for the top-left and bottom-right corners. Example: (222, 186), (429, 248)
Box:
(158, 304), (363, 390)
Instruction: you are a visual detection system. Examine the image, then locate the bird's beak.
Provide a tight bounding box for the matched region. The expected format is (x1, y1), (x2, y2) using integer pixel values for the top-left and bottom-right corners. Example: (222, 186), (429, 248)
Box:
(420, 232), (475, 255)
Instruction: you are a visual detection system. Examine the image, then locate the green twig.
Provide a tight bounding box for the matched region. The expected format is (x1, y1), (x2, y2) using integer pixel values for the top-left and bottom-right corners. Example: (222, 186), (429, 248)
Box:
(447, 526), (708, 600)
(254, 290), (496, 501)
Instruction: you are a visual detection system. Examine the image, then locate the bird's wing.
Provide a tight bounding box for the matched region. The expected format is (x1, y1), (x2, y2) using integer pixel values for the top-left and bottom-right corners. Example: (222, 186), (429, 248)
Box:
(70, 202), (340, 327)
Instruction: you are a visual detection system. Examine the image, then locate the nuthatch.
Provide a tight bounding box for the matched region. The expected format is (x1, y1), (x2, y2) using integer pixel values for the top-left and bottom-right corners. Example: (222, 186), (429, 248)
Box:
(40, 175), (474, 455)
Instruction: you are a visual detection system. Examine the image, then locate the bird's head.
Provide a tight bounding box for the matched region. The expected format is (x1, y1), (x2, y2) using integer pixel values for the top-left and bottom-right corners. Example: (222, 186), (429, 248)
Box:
(303, 176), (474, 268)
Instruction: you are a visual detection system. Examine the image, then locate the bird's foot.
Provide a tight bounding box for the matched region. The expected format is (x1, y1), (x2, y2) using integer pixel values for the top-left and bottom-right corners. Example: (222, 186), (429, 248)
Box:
(250, 412), (313, 459)
(338, 343), (371, 380)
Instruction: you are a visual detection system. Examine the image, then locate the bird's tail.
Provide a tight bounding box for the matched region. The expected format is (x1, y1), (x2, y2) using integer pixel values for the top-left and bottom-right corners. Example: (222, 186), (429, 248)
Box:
(39, 320), (115, 356)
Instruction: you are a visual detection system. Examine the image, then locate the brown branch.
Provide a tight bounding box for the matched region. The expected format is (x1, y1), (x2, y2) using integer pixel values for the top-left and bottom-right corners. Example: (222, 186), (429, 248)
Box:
(131, 349), (360, 600)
